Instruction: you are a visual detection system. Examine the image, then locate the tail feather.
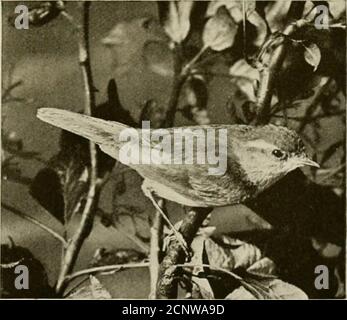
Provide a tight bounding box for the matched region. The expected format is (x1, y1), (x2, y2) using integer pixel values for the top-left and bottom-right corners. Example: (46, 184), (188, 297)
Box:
(37, 108), (129, 146)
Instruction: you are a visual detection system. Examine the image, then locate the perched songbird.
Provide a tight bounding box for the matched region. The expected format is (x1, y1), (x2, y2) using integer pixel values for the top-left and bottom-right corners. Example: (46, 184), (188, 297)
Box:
(37, 107), (319, 205)
(37, 108), (319, 253)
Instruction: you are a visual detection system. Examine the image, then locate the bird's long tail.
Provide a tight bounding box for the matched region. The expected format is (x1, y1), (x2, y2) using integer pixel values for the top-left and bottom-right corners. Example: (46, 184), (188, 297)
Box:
(37, 108), (130, 146)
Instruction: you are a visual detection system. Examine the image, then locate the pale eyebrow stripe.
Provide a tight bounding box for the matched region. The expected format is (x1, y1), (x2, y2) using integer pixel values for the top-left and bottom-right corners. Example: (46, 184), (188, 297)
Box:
(244, 139), (278, 150)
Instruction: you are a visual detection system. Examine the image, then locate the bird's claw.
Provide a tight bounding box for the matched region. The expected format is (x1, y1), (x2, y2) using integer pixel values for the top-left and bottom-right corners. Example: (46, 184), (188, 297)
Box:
(142, 181), (191, 259)
(164, 232), (191, 260)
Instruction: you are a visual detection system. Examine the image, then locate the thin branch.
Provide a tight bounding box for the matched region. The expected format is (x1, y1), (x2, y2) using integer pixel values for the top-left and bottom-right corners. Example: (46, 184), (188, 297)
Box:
(176, 263), (243, 281)
(1, 80), (23, 101)
(164, 44), (185, 127)
(1, 203), (67, 246)
(55, 2), (99, 296)
(113, 224), (149, 254)
(148, 200), (164, 299)
(65, 262), (149, 282)
(181, 46), (208, 76)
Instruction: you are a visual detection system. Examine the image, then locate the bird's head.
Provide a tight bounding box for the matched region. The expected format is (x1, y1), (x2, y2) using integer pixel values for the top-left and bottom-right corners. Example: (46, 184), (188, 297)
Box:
(232, 124), (319, 191)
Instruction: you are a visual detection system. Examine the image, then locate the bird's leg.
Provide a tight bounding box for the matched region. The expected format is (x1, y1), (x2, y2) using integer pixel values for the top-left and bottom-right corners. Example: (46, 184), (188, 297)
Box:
(141, 183), (191, 258)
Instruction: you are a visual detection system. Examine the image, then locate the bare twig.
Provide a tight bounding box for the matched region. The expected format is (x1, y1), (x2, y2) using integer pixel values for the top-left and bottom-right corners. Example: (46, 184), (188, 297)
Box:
(65, 262), (149, 282)
(148, 200), (164, 299)
(164, 44), (185, 127)
(1, 203), (67, 246)
(55, 2), (99, 295)
(1, 80), (23, 102)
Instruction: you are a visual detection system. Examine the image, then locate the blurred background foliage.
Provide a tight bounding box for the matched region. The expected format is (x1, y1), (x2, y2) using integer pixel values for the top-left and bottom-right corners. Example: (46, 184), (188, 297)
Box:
(1, 1), (345, 298)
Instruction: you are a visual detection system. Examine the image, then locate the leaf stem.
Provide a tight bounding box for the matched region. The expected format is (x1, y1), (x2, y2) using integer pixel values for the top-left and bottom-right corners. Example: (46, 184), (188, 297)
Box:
(55, 2), (99, 296)
(65, 262), (149, 282)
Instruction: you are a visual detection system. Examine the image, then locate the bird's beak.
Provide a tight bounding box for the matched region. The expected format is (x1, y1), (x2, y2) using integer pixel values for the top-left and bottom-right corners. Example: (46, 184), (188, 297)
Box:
(297, 155), (320, 168)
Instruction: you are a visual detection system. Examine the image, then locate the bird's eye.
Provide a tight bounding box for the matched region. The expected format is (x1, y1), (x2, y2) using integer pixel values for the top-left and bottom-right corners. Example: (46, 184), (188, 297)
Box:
(272, 149), (285, 158)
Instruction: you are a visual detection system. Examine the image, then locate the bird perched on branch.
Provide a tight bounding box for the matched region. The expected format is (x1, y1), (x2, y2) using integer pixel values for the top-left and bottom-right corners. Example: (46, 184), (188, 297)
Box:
(37, 108), (319, 254)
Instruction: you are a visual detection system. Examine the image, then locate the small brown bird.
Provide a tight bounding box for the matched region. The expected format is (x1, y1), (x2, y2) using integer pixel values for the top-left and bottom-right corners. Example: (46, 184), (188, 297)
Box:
(37, 108), (319, 252)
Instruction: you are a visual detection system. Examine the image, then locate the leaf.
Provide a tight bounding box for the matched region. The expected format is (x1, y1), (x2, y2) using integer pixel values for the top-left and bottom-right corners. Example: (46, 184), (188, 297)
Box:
(202, 6), (238, 51)
(225, 286), (256, 299)
(102, 17), (165, 71)
(31, 80), (132, 224)
(261, 279), (309, 299)
(246, 11), (268, 47)
(206, 0), (266, 47)
(142, 40), (174, 78)
(264, 0), (292, 32)
(311, 238), (342, 259)
(229, 241), (262, 269)
(67, 276), (112, 299)
(303, 43), (321, 71)
(162, 1), (194, 44)
(89, 276), (112, 299)
(190, 236), (215, 299)
(229, 59), (260, 101)
(246, 257), (277, 278)
(1, 242), (53, 298)
(206, 0), (256, 19)
(30, 167), (65, 224)
(139, 99), (166, 128)
(227, 279), (308, 300)
(181, 76), (210, 124)
(328, 0), (346, 20)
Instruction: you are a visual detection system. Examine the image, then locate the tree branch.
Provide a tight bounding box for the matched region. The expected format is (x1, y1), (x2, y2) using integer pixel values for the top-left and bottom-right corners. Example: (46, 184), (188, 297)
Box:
(255, 20), (309, 125)
(65, 262), (149, 282)
(156, 207), (212, 299)
(55, 2), (99, 296)
(148, 200), (164, 299)
(164, 44), (186, 127)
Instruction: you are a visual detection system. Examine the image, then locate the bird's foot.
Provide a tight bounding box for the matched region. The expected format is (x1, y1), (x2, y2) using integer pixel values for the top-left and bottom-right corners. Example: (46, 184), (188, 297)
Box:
(164, 232), (191, 260)
(142, 182), (191, 259)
